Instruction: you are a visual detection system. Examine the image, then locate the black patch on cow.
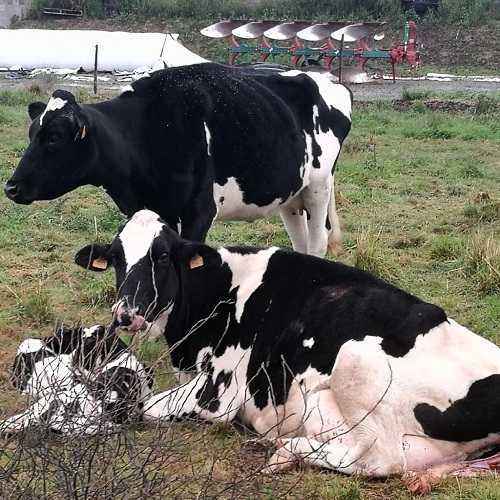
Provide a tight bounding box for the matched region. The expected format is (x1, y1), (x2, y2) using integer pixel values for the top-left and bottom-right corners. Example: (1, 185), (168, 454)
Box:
(75, 330), (128, 373)
(90, 366), (143, 424)
(414, 375), (500, 442)
(12, 349), (58, 391)
(242, 251), (447, 409)
(195, 370), (233, 413)
(46, 327), (83, 355)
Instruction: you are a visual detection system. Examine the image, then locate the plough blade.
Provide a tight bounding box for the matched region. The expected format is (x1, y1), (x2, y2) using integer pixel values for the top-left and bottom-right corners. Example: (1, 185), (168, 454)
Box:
(200, 19), (419, 78)
(296, 22), (348, 42)
(331, 22), (385, 42)
(263, 21), (313, 41)
(330, 66), (372, 83)
(232, 21), (279, 39)
(200, 20), (250, 38)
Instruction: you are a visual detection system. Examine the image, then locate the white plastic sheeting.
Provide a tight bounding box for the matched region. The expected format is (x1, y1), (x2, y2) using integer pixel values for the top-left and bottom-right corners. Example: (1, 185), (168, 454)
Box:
(0, 29), (208, 72)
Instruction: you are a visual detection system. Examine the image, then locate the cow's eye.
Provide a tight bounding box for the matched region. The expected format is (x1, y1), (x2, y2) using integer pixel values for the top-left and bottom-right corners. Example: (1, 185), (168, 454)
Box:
(49, 134), (61, 145)
(159, 252), (169, 262)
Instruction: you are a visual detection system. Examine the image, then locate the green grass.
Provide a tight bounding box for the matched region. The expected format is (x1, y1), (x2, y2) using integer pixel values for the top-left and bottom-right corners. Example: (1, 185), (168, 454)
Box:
(25, 0), (500, 25)
(0, 88), (499, 498)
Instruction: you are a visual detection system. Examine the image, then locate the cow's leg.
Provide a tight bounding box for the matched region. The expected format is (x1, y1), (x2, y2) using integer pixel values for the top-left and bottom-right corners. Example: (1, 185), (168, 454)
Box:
(267, 340), (408, 476)
(301, 177), (334, 257)
(0, 387), (117, 437)
(406, 452), (500, 495)
(179, 185), (218, 242)
(279, 205), (308, 254)
(0, 395), (59, 436)
(326, 180), (341, 255)
(301, 389), (356, 446)
(265, 431), (406, 477)
(142, 371), (243, 424)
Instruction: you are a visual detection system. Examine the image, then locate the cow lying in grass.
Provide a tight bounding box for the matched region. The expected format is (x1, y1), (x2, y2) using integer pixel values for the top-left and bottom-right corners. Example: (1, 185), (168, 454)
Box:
(75, 209), (500, 493)
(2, 325), (153, 436)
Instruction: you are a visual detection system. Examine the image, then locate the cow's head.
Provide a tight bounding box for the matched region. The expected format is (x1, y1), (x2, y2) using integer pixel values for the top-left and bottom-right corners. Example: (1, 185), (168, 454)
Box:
(74, 210), (219, 339)
(4, 90), (90, 204)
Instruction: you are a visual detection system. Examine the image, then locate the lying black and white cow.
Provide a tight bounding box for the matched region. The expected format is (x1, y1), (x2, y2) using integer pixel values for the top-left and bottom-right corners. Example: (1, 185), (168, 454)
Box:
(74, 209), (500, 491)
(2, 325), (154, 435)
(4, 62), (353, 257)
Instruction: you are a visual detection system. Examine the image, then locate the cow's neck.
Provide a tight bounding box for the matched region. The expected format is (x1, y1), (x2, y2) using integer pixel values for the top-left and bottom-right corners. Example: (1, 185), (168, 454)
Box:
(86, 101), (151, 218)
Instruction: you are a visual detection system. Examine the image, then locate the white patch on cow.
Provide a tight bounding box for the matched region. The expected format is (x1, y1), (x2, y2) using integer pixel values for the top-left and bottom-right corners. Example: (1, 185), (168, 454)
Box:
(196, 343), (251, 416)
(303, 338), (315, 349)
(388, 319), (500, 410)
(143, 304), (173, 341)
(240, 363), (326, 438)
(25, 353), (74, 398)
(39, 97), (67, 126)
(280, 70), (352, 120)
(17, 338), (45, 355)
(218, 247), (278, 322)
(83, 325), (101, 338)
(119, 210), (164, 271)
(121, 84), (135, 94)
(306, 71), (352, 120)
(204, 122), (212, 156)
(173, 369), (197, 385)
(301, 105), (341, 186)
(213, 177), (284, 221)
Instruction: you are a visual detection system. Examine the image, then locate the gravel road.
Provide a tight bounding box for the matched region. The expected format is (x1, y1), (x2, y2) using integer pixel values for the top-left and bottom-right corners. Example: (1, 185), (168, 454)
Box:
(350, 76), (500, 100)
(2, 70), (499, 100)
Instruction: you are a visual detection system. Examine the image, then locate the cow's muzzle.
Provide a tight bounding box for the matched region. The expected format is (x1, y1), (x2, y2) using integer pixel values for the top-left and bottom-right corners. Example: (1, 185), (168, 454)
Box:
(5, 180), (22, 202)
(4, 180), (35, 204)
(112, 302), (150, 332)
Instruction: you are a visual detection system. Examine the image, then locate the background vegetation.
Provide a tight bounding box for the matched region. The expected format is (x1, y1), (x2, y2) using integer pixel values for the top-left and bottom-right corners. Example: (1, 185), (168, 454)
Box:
(24, 0), (500, 26)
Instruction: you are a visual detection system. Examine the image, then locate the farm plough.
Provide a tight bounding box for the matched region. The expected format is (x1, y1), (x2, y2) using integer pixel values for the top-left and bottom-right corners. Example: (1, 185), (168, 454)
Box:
(201, 20), (419, 81)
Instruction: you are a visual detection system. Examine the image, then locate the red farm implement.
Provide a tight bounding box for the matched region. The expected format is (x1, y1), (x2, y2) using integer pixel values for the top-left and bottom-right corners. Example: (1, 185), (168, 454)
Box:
(201, 20), (419, 81)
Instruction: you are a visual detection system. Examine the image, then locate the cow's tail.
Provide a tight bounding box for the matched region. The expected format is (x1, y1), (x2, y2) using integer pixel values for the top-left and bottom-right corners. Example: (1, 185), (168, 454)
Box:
(327, 177), (341, 256)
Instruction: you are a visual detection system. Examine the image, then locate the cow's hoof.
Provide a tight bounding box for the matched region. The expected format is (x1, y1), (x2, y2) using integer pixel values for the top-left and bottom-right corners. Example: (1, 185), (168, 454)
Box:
(0, 425), (18, 441)
(261, 446), (298, 474)
(404, 470), (438, 495)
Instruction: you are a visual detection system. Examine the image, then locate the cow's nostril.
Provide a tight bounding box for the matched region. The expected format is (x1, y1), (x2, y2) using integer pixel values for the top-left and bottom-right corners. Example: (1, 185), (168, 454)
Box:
(4, 181), (19, 200)
(118, 312), (133, 327)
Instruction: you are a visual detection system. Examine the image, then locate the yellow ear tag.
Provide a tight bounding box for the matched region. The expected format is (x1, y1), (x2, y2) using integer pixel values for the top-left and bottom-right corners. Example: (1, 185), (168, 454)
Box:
(92, 257), (108, 270)
(189, 254), (204, 269)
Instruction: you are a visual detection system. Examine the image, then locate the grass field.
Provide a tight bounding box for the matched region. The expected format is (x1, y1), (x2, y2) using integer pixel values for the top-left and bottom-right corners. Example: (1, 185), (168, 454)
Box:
(0, 83), (499, 498)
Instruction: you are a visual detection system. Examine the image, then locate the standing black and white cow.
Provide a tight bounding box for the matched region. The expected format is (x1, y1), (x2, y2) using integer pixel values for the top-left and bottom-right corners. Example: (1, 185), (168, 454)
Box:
(74, 209), (500, 491)
(4, 62), (352, 257)
(3, 325), (154, 435)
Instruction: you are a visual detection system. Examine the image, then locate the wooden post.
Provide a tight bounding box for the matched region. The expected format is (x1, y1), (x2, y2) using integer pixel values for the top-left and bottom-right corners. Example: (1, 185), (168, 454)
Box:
(94, 44), (98, 95)
(338, 34), (344, 83)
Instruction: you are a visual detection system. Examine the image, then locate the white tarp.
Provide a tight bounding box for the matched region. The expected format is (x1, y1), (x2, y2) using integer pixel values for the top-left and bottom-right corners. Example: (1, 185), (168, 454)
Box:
(0, 29), (208, 72)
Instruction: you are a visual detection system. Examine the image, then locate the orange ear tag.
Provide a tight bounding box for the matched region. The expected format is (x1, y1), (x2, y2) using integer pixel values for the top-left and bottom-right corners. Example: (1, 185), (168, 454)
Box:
(189, 254), (204, 269)
(92, 257), (108, 270)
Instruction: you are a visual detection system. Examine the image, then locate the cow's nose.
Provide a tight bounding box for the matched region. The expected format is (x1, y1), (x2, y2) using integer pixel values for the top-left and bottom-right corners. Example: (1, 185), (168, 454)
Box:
(112, 302), (148, 331)
(4, 181), (19, 201)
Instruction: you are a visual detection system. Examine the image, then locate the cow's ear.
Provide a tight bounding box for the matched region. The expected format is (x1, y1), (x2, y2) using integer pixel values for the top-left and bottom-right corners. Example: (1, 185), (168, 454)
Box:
(74, 244), (112, 272)
(74, 113), (89, 141)
(28, 102), (47, 121)
(178, 243), (220, 270)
